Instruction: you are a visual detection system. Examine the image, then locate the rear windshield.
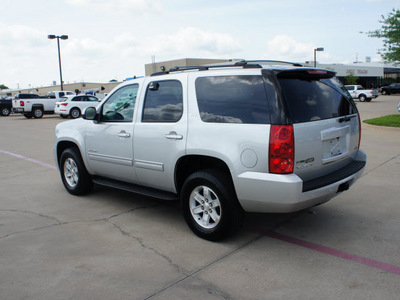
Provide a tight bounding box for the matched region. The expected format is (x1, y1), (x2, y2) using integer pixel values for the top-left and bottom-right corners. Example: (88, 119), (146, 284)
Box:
(278, 77), (357, 123)
(195, 75), (270, 124)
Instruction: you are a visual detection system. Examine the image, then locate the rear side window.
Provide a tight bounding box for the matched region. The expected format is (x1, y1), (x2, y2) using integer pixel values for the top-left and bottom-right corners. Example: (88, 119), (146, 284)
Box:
(278, 78), (357, 123)
(195, 76), (270, 124)
(142, 80), (183, 122)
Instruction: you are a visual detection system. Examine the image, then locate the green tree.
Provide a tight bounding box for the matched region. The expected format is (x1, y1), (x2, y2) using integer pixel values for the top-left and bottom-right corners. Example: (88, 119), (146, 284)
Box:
(366, 9), (400, 63)
(0, 84), (9, 90)
(345, 74), (359, 85)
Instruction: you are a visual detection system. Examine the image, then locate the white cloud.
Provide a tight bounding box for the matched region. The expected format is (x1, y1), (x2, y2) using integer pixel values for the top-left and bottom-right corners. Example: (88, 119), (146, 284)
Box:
(65, 0), (162, 14)
(138, 27), (242, 59)
(262, 35), (316, 62)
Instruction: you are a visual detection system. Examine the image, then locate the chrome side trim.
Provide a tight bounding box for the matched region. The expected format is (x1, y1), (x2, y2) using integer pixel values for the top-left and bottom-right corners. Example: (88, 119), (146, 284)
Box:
(134, 159), (164, 171)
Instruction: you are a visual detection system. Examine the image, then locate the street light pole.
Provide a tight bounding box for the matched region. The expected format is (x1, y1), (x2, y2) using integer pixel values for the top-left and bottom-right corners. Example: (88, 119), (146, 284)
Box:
(314, 47), (324, 68)
(48, 35), (68, 91)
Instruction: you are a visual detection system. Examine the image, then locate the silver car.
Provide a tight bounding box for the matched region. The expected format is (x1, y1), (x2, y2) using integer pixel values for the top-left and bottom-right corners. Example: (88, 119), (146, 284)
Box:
(54, 61), (366, 241)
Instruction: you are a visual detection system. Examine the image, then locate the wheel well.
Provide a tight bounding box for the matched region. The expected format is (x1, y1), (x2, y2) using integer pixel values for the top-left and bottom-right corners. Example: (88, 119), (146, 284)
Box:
(175, 155), (232, 196)
(359, 94), (366, 98)
(56, 141), (80, 166)
(32, 105), (44, 109)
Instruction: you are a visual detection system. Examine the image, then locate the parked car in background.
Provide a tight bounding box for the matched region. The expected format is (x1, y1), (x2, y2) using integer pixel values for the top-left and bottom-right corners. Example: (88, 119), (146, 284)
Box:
(381, 83), (400, 95)
(0, 97), (12, 116)
(54, 94), (100, 119)
(12, 91), (75, 118)
(344, 85), (378, 102)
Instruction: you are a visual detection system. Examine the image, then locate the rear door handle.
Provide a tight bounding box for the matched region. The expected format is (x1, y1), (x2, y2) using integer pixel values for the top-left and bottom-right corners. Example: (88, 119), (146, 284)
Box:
(117, 130), (131, 138)
(165, 131), (183, 140)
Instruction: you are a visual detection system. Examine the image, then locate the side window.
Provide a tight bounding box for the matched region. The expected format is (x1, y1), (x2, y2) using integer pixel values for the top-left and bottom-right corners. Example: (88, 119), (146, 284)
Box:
(142, 80), (183, 122)
(72, 96), (81, 102)
(346, 86), (354, 91)
(101, 84), (139, 122)
(195, 76), (270, 124)
(88, 96), (98, 102)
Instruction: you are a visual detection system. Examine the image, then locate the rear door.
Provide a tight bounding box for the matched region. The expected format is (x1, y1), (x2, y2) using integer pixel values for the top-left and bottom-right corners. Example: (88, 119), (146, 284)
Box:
(133, 74), (187, 193)
(276, 70), (360, 182)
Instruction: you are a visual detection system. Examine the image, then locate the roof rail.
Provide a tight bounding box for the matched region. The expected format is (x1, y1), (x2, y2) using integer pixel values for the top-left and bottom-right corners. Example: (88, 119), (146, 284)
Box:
(150, 61), (262, 76)
(246, 60), (303, 67)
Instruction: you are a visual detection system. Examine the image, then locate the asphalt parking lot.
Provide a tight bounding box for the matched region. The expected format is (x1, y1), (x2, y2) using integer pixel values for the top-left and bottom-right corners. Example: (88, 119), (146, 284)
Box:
(1, 95), (399, 299)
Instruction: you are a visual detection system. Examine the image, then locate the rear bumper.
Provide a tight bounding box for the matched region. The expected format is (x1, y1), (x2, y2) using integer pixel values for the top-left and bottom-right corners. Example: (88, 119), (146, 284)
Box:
(12, 108), (24, 113)
(233, 150), (367, 213)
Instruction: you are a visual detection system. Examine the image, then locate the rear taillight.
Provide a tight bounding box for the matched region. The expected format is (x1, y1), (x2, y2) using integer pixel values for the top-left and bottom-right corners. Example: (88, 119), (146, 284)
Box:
(357, 114), (362, 149)
(20, 101), (24, 106)
(61, 103), (68, 106)
(269, 125), (294, 174)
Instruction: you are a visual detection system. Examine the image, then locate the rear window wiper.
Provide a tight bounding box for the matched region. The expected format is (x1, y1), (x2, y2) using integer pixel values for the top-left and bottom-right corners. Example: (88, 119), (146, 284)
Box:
(338, 115), (356, 123)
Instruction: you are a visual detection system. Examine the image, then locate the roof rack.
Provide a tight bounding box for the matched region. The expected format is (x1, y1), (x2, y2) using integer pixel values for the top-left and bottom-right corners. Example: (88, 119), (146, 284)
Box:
(246, 60), (303, 67)
(150, 61), (262, 76)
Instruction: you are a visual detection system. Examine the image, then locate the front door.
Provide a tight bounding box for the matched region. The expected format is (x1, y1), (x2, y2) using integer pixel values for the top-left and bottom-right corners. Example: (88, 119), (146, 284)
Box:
(85, 83), (140, 183)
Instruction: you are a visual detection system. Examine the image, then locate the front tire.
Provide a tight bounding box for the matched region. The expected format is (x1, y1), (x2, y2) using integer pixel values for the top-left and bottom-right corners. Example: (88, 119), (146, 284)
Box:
(59, 148), (93, 195)
(181, 170), (244, 241)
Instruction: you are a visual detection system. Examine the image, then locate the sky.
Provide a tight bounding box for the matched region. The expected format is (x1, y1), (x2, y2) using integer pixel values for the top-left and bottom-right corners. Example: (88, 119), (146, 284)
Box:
(1, 0), (399, 90)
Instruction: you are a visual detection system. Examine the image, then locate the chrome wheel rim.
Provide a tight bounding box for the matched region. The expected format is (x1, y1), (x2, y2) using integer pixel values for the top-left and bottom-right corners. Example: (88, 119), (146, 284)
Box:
(64, 158), (79, 187)
(189, 185), (221, 229)
(71, 110), (79, 118)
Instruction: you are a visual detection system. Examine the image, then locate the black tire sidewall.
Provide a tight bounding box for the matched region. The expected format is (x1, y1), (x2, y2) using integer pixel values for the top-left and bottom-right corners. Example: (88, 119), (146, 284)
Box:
(59, 148), (92, 195)
(181, 170), (243, 241)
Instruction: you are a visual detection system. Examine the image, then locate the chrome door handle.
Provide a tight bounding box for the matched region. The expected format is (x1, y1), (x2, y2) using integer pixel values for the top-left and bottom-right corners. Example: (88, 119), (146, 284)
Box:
(117, 131), (131, 138)
(165, 131), (183, 140)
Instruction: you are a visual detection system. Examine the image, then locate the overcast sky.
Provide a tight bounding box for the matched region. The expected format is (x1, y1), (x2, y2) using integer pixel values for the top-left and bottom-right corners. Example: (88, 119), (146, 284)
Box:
(1, 0), (399, 89)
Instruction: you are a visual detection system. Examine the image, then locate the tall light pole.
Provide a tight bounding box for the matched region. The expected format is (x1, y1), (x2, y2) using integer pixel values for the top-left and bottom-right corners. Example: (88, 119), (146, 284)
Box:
(314, 47), (324, 68)
(48, 35), (68, 91)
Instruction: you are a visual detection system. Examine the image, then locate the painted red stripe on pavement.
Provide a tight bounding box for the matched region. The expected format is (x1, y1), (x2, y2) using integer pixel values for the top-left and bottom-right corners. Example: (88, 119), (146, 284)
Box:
(255, 229), (400, 275)
(0, 149), (57, 170)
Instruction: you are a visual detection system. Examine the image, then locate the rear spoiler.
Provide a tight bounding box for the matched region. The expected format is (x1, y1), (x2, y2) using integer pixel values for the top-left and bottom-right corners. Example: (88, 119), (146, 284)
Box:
(276, 69), (336, 80)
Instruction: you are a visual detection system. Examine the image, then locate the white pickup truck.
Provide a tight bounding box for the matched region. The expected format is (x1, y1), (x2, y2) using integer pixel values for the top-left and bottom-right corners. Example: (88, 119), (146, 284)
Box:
(344, 85), (379, 102)
(12, 91), (75, 118)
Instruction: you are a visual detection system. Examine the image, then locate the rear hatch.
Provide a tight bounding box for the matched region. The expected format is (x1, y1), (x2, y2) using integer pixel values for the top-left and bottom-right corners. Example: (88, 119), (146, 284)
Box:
(275, 69), (362, 189)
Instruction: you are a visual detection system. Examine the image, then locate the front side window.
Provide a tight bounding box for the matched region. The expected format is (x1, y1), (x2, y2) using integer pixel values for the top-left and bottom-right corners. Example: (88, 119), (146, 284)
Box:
(101, 84), (138, 122)
(142, 80), (183, 122)
(195, 75), (270, 124)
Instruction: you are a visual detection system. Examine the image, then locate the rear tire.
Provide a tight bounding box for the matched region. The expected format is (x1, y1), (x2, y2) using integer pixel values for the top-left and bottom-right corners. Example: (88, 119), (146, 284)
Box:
(59, 148), (93, 195)
(32, 107), (44, 118)
(181, 169), (244, 241)
(1, 107), (11, 116)
(359, 94), (366, 102)
(70, 108), (81, 119)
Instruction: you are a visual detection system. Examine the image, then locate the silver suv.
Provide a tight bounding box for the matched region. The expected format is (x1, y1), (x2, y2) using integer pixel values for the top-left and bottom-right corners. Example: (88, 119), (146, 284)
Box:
(54, 61), (367, 241)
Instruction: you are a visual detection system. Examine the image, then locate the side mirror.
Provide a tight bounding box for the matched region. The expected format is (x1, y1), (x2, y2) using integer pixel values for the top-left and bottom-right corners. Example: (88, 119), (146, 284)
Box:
(83, 107), (97, 120)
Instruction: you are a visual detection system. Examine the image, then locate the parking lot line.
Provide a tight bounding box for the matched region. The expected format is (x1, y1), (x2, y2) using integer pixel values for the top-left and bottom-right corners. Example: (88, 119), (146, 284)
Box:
(253, 229), (400, 276)
(0, 149), (57, 171)
(2, 148), (399, 277)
